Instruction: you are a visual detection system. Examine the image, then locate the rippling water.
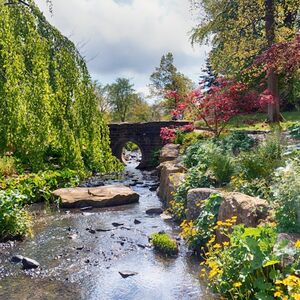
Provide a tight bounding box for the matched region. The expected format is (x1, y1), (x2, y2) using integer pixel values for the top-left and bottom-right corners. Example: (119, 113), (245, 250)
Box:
(0, 164), (214, 300)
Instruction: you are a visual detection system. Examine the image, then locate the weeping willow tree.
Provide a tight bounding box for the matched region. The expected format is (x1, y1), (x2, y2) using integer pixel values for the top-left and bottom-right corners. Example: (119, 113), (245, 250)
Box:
(0, 0), (121, 172)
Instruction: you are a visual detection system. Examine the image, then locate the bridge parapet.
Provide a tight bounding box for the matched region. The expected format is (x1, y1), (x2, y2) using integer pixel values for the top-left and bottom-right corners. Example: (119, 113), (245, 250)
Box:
(108, 121), (191, 169)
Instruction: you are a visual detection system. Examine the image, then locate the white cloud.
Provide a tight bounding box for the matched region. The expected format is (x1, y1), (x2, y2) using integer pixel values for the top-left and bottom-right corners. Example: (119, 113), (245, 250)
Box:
(35, 0), (210, 98)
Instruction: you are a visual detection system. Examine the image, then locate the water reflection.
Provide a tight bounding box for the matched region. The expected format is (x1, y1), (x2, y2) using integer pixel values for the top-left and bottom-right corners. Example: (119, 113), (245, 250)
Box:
(0, 165), (214, 300)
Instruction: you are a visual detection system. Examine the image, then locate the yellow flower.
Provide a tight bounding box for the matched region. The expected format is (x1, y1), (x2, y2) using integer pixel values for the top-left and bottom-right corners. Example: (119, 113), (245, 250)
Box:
(295, 240), (300, 249)
(233, 282), (242, 288)
(223, 242), (230, 247)
(282, 275), (300, 287)
(213, 243), (222, 249)
(292, 294), (300, 300)
(274, 291), (283, 298)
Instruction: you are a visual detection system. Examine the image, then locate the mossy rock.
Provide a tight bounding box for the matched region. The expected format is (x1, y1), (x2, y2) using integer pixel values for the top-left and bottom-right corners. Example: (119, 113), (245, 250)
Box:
(150, 232), (178, 256)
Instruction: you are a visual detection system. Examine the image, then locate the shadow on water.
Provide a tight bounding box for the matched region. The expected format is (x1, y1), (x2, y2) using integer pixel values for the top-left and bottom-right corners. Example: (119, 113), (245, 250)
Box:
(0, 163), (214, 300)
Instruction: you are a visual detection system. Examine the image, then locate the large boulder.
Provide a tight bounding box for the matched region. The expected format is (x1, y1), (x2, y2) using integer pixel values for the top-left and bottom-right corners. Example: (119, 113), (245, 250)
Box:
(187, 188), (219, 220)
(157, 161), (185, 204)
(53, 185), (139, 208)
(159, 144), (181, 163)
(218, 192), (269, 227)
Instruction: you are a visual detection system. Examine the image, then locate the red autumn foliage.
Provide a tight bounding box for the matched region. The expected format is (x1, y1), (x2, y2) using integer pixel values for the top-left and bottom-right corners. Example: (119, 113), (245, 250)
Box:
(167, 77), (272, 137)
(254, 32), (300, 76)
(160, 124), (194, 143)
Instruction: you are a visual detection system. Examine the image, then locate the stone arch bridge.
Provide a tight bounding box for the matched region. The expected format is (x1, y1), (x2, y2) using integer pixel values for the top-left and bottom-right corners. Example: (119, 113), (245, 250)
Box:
(109, 121), (190, 169)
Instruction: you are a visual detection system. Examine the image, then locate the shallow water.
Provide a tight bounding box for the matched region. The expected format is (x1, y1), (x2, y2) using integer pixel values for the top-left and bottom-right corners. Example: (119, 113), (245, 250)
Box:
(0, 164), (213, 300)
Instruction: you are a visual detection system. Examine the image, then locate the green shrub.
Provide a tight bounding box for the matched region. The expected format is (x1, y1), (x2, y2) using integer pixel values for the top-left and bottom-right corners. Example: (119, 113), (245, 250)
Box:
(0, 169), (83, 204)
(216, 131), (255, 154)
(231, 176), (271, 199)
(183, 140), (217, 168)
(150, 233), (178, 256)
(0, 190), (32, 240)
(209, 151), (235, 184)
(271, 157), (300, 233)
(203, 225), (300, 299)
(236, 134), (282, 181)
(0, 156), (17, 177)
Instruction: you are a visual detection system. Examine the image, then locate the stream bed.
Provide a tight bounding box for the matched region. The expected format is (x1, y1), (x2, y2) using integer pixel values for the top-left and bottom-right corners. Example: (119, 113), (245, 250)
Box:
(0, 164), (213, 300)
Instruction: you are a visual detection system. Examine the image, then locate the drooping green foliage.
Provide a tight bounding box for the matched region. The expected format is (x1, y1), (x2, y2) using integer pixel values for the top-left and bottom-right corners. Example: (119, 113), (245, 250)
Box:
(0, 0), (121, 172)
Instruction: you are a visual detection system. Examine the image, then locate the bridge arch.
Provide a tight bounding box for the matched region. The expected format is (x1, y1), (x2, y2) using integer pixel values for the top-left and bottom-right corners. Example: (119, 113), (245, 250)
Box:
(108, 121), (190, 169)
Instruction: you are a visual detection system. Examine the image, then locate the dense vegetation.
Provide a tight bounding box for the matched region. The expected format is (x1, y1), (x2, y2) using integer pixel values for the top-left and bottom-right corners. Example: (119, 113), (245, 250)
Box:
(0, 0), (120, 172)
(0, 0), (122, 240)
(166, 127), (300, 299)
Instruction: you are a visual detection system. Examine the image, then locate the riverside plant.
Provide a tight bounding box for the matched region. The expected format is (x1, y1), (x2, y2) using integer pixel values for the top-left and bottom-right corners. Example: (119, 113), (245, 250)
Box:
(150, 232), (178, 256)
(0, 190), (32, 241)
(201, 224), (300, 300)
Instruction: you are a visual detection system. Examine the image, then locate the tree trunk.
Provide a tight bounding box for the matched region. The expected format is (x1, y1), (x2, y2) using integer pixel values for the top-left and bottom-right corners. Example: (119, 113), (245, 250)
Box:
(265, 0), (281, 122)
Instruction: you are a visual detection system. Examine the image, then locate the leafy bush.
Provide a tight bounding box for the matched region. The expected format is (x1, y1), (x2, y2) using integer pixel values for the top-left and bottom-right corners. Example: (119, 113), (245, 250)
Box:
(150, 232), (178, 256)
(181, 193), (223, 250)
(203, 225), (300, 300)
(171, 165), (215, 221)
(0, 191), (32, 240)
(236, 134), (282, 181)
(0, 156), (17, 177)
(209, 151), (235, 184)
(231, 176), (271, 199)
(215, 131), (255, 154)
(0, 169), (83, 204)
(271, 157), (300, 233)
(184, 141), (235, 185)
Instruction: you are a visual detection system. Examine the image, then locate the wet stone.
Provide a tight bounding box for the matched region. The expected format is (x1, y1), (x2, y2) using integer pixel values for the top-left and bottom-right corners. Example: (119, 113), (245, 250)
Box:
(119, 271), (138, 278)
(146, 208), (163, 215)
(11, 255), (23, 264)
(112, 222), (124, 227)
(22, 257), (40, 270)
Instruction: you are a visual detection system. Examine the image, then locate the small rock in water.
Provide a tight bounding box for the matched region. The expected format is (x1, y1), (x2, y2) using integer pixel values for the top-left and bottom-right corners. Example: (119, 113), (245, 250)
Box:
(22, 257), (40, 269)
(96, 228), (112, 232)
(134, 219), (141, 225)
(160, 213), (172, 220)
(112, 222), (124, 227)
(68, 234), (78, 240)
(149, 186), (158, 192)
(11, 255), (23, 263)
(146, 208), (163, 215)
(119, 271), (138, 278)
(80, 206), (93, 211)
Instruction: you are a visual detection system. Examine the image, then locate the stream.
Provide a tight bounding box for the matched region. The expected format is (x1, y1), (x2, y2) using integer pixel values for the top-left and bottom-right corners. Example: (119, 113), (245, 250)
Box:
(0, 159), (213, 300)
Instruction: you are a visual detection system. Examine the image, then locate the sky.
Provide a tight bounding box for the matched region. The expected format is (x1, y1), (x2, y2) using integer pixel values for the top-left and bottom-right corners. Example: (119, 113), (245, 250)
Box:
(35, 0), (211, 100)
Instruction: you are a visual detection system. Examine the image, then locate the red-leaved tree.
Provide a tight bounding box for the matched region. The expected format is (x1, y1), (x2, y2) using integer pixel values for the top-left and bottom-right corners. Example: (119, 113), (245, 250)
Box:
(168, 77), (271, 137)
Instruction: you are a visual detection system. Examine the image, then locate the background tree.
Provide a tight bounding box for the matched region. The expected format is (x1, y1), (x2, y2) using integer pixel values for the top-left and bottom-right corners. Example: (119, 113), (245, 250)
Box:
(149, 52), (194, 113)
(93, 81), (111, 122)
(190, 0), (300, 122)
(127, 94), (153, 122)
(107, 78), (136, 122)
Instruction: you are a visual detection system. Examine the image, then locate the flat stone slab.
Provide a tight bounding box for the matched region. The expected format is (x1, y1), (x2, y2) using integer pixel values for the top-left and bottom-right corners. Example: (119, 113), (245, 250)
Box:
(53, 185), (139, 208)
